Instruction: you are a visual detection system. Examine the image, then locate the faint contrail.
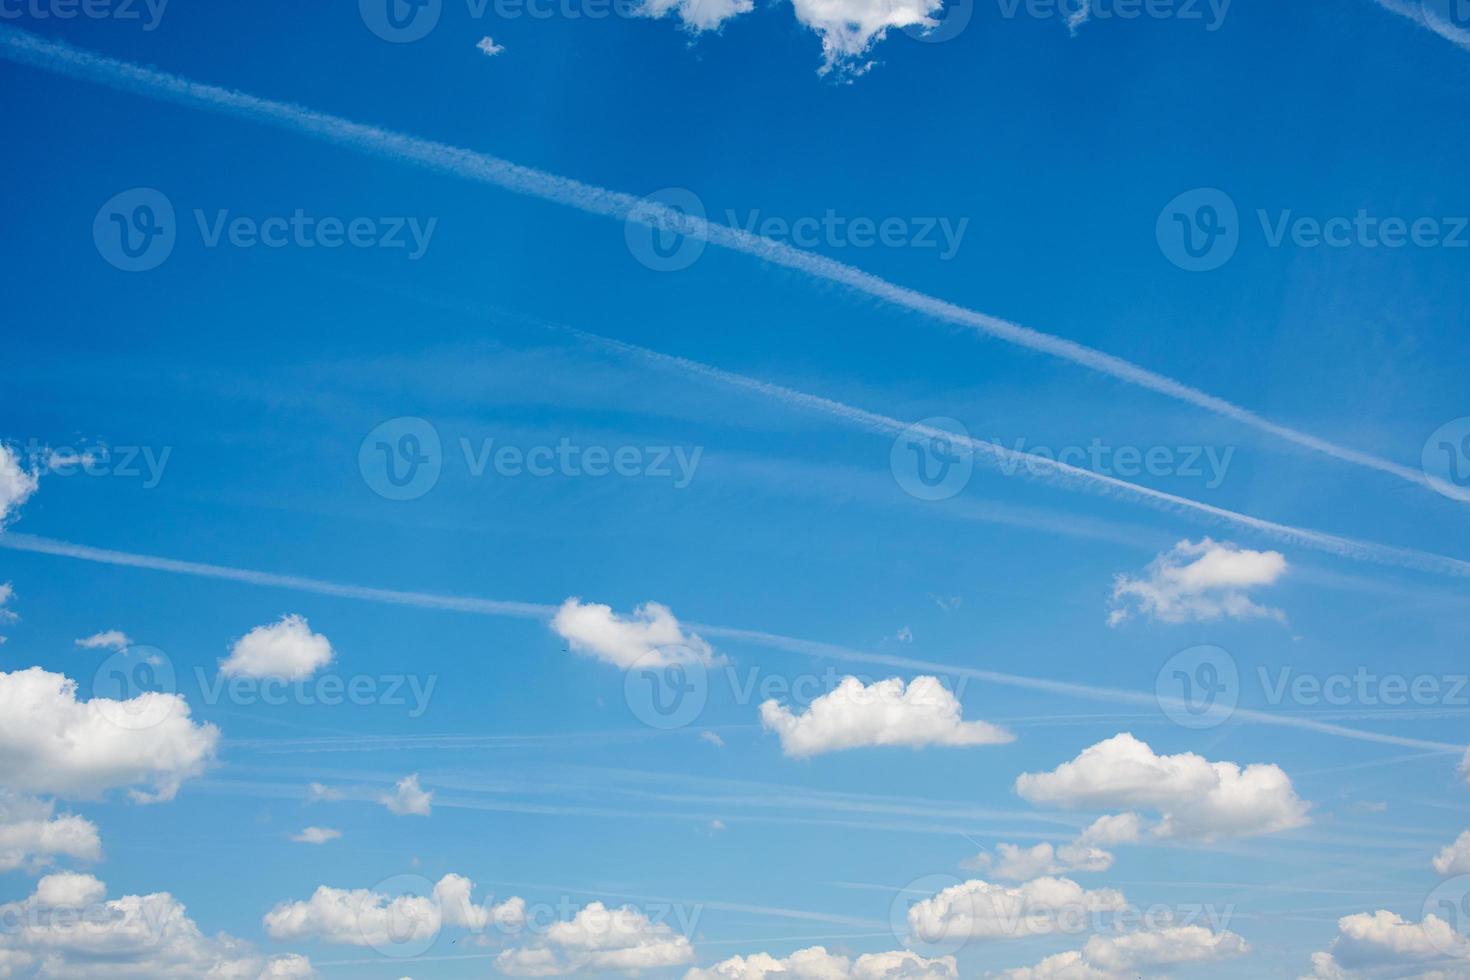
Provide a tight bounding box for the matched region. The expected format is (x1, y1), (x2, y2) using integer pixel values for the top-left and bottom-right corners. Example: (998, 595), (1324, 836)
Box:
(0, 24), (1458, 502)
(0, 532), (1461, 752)
(564, 326), (1470, 579)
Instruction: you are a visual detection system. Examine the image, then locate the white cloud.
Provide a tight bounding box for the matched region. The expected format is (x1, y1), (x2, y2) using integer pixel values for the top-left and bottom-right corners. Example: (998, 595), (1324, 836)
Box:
(266, 873), (521, 949)
(759, 675), (1013, 758)
(999, 925), (1249, 979)
(0, 443), (40, 528)
(476, 35), (505, 56)
(290, 826), (342, 845)
(0, 582), (15, 644)
(1015, 733), (1310, 842)
(381, 773), (432, 816)
(497, 901), (693, 976)
(1108, 538), (1288, 626)
(552, 598), (715, 669)
(1434, 830), (1470, 876)
(905, 877), (1127, 943)
(75, 630), (131, 651)
(0, 793), (101, 872)
(221, 614), (334, 680)
(0, 873), (314, 978)
(0, 667), (218, 803)
(636, 0), (753, 31)
(699, 731), (725, 748)
(967, 815), (1142, 882)
(307, 782), (344, 802)
(789, 0), (943, 74)
(1302, 910), (1470, 978)
(686, 945), (956, 980)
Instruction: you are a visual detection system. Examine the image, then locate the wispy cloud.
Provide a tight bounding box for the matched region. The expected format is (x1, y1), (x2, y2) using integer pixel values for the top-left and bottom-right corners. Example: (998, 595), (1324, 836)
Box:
(0, 24), (1452, 501)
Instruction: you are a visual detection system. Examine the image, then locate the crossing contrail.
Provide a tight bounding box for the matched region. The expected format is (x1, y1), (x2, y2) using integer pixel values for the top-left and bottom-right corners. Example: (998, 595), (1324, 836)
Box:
(0, 531), (1462, 753)
(0, 24), (1459, 502)
(562, 326), (1470, 579)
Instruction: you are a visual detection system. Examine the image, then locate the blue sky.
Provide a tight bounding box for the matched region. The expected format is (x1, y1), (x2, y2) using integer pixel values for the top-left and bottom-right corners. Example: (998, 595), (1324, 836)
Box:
(2, 1), (1470, 977)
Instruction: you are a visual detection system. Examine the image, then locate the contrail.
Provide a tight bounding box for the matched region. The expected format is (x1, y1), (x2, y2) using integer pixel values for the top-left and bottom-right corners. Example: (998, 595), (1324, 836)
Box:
(0, 25), (1457, 502)
(0, 532), (1461, 753)
(562, 326), (1470, 579)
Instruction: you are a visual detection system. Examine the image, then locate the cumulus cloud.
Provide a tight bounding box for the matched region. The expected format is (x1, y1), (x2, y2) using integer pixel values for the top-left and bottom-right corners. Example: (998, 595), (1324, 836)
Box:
(0, 873), (313, 978)
(75, 630), (132, 651)
(220, 614), (334, 680)
(1015, 733), (1309, 842)
(552, 599), (715, 669)
(0, 443), (40, 528)
(999, 925), (1249, 979)
(476, 35), (505, 56)
(905, 877), (1127, 943)
(686, 945), (956, 980)
(0, 793), (101, 873)
(496, 901), (693, 976)
(290, 826), (342, 845)
(759, 675), (1013, 758)
(381, 774), (432, 816)
(1107, 538), (1288, 626)
(265, 873), (521, 948)
(1433, 830), (1470, 877)
(966, 814), (1143, 881)
(1302, 910), (1470, 978)
(0, 667), (217, 803)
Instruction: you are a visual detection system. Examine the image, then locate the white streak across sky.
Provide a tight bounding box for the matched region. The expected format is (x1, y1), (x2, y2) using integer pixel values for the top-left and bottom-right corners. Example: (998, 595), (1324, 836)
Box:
(0, 531), (1460, 753)
(0, 24), (1462, 503)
